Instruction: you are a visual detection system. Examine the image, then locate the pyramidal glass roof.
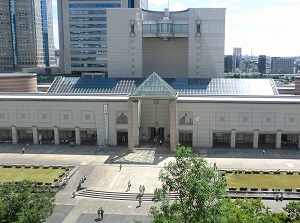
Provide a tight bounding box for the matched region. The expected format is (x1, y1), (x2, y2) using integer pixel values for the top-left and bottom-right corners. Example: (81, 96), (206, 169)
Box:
(129, 72), (177, 98)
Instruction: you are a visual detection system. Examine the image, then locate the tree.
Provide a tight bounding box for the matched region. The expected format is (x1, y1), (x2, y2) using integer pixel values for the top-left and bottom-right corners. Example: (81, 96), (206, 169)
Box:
(0, 180), (55, 223)
(150, 145), (226, 223)
(283, 201), (300, 222)
(222, 198), (287, 223)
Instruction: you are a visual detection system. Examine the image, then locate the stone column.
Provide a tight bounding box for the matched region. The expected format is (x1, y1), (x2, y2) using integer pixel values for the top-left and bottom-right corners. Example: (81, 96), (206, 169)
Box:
(275, 130), (282, 149)
(75, 127), (81, 145)
(127, 101), (134, 151)
(253, 129), (259, 149)
(133, 101), (139, 147)
(32, 126), (38, 145)
(170, 101), (177, 151)
(11, 126), (18, 144)
(230, 129), (236, 148)
(54, 126), (59, 145)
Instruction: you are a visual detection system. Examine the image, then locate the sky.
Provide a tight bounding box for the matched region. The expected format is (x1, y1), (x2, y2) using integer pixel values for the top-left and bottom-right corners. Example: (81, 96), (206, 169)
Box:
(51, 0), (300, 57)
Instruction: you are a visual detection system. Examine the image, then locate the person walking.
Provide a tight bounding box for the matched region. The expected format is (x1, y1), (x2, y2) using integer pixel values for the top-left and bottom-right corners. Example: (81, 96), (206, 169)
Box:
(22, 147), (25, 154)
(263, 149), (265, 155)
(138, 196), (142, 207)
(100, 207), (104, 220)
(127, 180), (131, 191)
(139, 185), (142, 192)
(119, 164), (122, 172)
(97, 208), (101, 220)
(142, 185), (145, 193)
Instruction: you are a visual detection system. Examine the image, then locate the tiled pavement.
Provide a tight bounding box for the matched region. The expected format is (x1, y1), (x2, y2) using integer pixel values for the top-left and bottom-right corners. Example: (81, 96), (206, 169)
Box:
(1, 143), (300, 222)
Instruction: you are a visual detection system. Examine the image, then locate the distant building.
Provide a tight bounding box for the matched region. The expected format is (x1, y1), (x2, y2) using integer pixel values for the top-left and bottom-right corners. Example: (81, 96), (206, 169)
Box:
(57, 0), (148, 76)
(258, 55), (266, 74)
(107, 8), (226, 78)
(271, 57), (294, 74)
(0, 0), (56, 72)
(233, 47), (242, 73)
(224, 55), (233, 73)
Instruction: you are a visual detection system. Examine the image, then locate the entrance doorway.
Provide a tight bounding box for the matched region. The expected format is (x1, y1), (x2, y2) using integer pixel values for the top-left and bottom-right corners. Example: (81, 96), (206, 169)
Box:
(117, 131), (128, 145)
(179, 132), (192, 147)
(149, 127), (164, 142)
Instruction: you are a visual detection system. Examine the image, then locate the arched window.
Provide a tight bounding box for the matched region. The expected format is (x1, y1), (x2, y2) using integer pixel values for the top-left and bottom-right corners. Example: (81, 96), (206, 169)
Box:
(179, 114), (192, 125)
(116, 113), (128, 124)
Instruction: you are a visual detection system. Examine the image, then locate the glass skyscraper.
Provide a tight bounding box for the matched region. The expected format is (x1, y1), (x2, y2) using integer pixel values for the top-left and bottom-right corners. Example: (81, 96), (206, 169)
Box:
(0, 0), (56, 72)
(58, 0), (148, 75)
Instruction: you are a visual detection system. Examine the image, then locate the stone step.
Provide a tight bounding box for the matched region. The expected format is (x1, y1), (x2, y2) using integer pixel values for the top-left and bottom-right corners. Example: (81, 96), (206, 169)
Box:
(77, 189), (178, 201)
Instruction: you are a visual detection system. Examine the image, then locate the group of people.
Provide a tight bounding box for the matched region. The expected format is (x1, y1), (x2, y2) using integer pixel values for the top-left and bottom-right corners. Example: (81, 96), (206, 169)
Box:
(276, 193), (284, 202)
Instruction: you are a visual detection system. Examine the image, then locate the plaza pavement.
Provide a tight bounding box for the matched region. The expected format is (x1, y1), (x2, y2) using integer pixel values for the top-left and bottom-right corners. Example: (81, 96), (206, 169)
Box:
(0, 143), (300, 222)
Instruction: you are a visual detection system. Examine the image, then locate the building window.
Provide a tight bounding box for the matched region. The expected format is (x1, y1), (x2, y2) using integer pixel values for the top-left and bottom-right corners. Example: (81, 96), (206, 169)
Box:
(179, 114), (192, 125)
(116, 113), (128, 124)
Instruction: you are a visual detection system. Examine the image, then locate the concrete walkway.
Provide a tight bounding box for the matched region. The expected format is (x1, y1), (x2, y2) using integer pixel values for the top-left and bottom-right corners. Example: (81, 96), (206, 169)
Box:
(1, 143), (300, 222)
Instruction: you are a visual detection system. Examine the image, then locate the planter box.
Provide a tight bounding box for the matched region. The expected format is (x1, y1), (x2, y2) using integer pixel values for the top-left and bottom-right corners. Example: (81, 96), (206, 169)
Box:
(250, 187), (258, 191)
(261, 188), (268, 191)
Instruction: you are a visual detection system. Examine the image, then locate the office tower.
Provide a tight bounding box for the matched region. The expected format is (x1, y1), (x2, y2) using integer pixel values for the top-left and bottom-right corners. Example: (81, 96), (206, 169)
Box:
(106, 8), (225, 78)
(58, 0), (148, 76)
(224, 55), (233, 73)
(0, 0), (56, 72)
(258, 55), (266, 74)
(271, 57), (295, 74)
(233, 47), (242, 73)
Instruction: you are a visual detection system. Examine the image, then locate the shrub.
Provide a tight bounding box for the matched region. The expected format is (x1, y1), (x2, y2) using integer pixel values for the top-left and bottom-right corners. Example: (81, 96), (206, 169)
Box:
(263, 171), (270, 174)
(52, 166), (59, 169)
(261, 187), (268, 191)
(53, 178), (58, 182)
(286, 171), (293, 175)
(245, 170), (251, 174)
(226, 170), (233, 174)
(240, 187), (247, 191)
(253, 170), (260, 174)
(285, 188), (292, 192)
(272, 188), (280, 192)
(58, 172), (65, 177)
(3, 165), (13, 168)
(33, 165), (40, 169)
(15, 165), (22, 168)
(229, 187), (237, 191)
(42, 165), (49, 169)
(274, 171), (280, 175)
(24, 165), (31, 169)
(250, 187), (258, 191)
(296, 188), (300, 192)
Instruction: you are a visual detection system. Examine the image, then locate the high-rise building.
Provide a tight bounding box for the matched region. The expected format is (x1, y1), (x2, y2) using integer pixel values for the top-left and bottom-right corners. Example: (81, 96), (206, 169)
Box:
(58, 0), (148, 75)
(233, 47), (242, 73)
(107, 8), (225, 78)
(0, 0), (56, 72)
(258, 55), (266, 74)
(271, 57), (295, 74)
(224, 55), (233, 73)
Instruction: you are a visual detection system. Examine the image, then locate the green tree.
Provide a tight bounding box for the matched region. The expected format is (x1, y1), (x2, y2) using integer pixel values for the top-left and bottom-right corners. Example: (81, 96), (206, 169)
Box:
(0, 180), (55, 223)
(283, 201), (300, 222)
(150, 145), (226, 223)
(222, 198), (287, 223)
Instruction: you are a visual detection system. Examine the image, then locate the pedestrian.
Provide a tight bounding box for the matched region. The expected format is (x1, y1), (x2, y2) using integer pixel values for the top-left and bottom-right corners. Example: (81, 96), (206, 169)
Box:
(263, 149), (265, 155)
(139, 185), (142, 192)
(70, 141), (73, 147)
(127, 180), (131, 191)
(213, 162), (217, 170)
(22, 147), (25, 154)
(84, 175), (87, 181)
(81, 178), (84, 183)
(97, 208), (101, 220)
(280, 193), (283, 201)
(160, 139), (162, 146)
(119, 164), (122, 172)
(100, 207), (104, 220)
(142, 185), (145, 193)
(138, 196), (142, 207)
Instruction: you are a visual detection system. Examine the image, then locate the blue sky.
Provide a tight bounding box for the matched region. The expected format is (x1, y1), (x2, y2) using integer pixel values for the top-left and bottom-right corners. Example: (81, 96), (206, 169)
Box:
(52, 0), (300, 57)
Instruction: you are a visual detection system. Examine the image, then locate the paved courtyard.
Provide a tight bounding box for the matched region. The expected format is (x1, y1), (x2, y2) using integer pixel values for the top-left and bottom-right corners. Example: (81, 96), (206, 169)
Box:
(1, 143), (300, 222)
